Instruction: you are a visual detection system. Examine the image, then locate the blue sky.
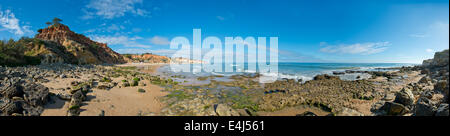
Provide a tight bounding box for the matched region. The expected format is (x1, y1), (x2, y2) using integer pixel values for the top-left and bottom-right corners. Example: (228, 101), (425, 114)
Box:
(0, 0), (448, 63)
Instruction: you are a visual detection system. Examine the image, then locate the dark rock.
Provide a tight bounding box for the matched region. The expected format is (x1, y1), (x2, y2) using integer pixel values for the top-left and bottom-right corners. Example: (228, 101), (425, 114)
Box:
(435, 103), (449, 116)
(313, 74), (340, 80)
(67, 105), (80, 116)
(414, 97), (437, 116)
(236, 109), (251, 116)
(70, 81), (79, 86)
(418, 76), (431, 84)
(434, 80), (448, 92)
(0, 81), (23, 98)
(0, 98), (22, 115)
(56, 93), (72, 101)
(332, 71), (345, 75)
(372, 101), (408, 116)
(420, 69), (430, 75)
(386, 102), (409, 116)
(22, 82), (49, 107)
(296, 111), (317, 116)
(70, 91), (85, 107)
(434, 80), (448, 99)
(394, 88), (415, 107)
(122, 82), (130, 87)
(21, 102), (44, 116)
(99, 110), (105, 116)
(420, 90), (434, 99)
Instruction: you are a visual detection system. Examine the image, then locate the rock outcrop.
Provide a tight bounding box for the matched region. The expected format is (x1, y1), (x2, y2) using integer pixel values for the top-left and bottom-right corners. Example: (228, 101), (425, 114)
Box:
(0, 75), (49, 116)
(32, 23), (125, 64)
(123, 53), (170, 63)
(422, 49), (449, 68)
(413, 49), (449, 116)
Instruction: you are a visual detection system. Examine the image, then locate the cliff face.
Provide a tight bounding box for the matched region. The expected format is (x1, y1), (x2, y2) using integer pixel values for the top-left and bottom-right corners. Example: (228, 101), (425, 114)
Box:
(421, 49), (449, 105)
(123, 53), (170, 63)
(422, 49), (449, 68)
(32, 24), (125, 64)
(123, 53), (206, 64)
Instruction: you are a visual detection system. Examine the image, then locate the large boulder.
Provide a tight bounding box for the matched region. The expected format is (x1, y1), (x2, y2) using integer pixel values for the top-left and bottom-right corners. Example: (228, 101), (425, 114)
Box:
(414, 97), (438, 116)
(313, 74), (340, 80)
(434, 80), (448, 100)
(394, 88), (415, 107)
(0, 98), (22, 115)
(371, 101), (409, 116)
(22, 82), (49, 107)
(422, 49), (449, 67)
(67, 90), (85, 116)
(0, 78), (49, 116)
(0, 80), (23, 98)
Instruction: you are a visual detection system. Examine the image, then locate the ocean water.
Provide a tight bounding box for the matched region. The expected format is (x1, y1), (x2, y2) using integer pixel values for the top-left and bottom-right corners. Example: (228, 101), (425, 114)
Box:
(156, 62), (418, 82)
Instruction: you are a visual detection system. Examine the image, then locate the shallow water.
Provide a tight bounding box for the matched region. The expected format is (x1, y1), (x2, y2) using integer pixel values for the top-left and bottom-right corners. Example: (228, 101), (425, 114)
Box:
(153, 62), (416, 84)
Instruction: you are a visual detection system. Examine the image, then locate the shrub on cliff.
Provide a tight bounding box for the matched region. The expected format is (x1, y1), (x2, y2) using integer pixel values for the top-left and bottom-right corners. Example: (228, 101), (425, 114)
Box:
(0, 38), (41, 66)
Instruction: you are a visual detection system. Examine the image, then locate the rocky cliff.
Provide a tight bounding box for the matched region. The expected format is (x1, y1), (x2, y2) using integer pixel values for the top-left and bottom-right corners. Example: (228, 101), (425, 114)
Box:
(32, 23), (125, 64)
(422, 49), (449, 68)
(123, 53), (205, 64)
(123, 53), (170, 63)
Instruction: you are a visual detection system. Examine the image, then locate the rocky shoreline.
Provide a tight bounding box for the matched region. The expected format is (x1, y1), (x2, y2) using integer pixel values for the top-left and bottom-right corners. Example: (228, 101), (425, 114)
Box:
(1, 50), (449, 116)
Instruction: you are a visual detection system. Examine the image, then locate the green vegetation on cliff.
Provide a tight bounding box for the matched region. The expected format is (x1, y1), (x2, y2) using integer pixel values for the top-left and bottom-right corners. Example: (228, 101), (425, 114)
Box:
(0, 38), (42, 66)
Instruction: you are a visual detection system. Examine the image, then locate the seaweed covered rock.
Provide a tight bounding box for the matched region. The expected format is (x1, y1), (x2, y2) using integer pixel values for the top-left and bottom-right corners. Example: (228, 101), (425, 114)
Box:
(260, 75), (375, 112)
(313, 74), (340, 80)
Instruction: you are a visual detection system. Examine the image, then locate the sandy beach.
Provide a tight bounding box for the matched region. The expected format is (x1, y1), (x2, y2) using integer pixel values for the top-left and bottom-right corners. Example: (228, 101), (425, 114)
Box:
(41, 63), (168, 116)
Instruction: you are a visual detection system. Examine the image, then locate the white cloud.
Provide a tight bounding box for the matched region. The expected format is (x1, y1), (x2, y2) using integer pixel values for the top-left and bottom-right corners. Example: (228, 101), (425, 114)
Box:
(90, 35), (129, 45)
(115, 48), (176, 56)
(131, 28), (142, 33)
(426, 48), (434, 53)
(0, 9), (32, 36)
(89, 35), (151, 48)
(410, 22), (449, 39)
(409, 34), (428, 38)
(116, 48), (154, 54)
(84, 24), (133, 33)
(106, 24), (125, 32)
(216, 16), (225, 21)
(320, 42), (390, 55)
(150, 36), (170, 45)
(83, 0), (149, 19)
